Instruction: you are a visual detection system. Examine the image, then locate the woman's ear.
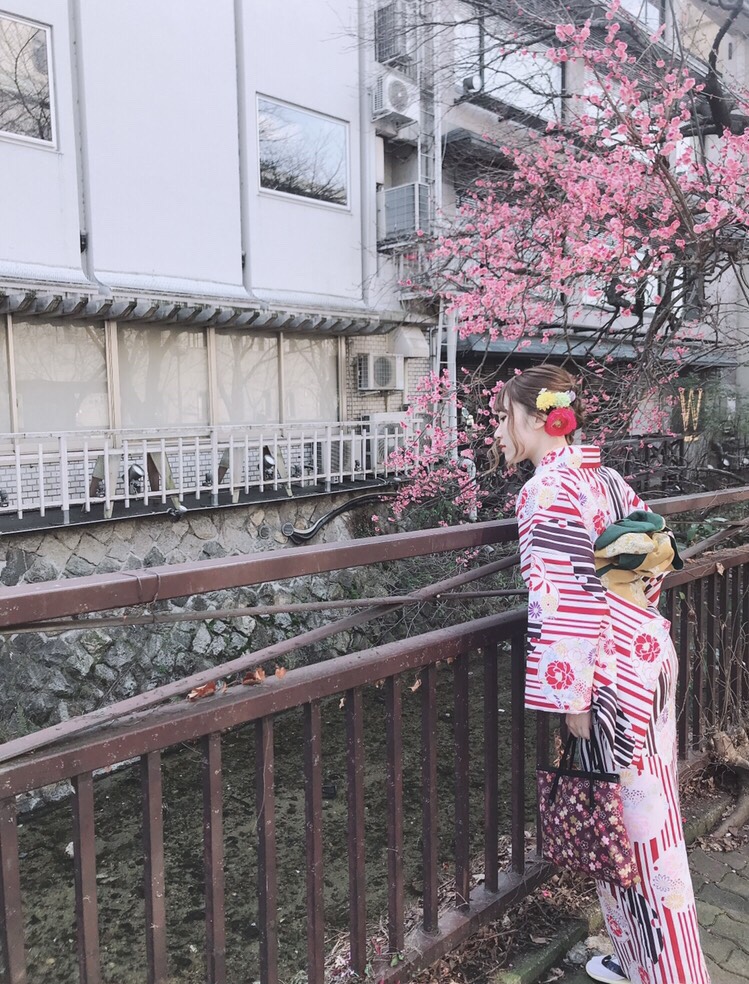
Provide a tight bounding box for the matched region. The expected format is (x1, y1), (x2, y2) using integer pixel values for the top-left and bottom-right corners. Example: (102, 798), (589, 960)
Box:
(531, 412), (547, 431)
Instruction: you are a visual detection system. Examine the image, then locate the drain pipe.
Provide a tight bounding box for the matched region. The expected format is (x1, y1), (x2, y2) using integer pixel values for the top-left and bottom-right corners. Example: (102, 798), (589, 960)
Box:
(69, 0), (109, 296)
(445, 307), (458, 462)
(432, 299), (445, 376)
(280, 489), (396, 544)
(357, 0), (377, 305)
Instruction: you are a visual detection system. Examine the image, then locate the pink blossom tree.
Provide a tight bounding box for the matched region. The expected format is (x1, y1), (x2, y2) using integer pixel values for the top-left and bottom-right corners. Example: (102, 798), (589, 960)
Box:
(380, 2), (749, 527)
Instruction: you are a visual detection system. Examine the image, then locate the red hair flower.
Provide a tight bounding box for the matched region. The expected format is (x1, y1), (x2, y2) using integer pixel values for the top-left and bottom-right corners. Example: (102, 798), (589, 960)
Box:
(544, 407), (577, 437)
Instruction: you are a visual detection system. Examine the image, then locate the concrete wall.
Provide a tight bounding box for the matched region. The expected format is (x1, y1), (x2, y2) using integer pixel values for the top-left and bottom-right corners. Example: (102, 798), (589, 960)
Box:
(243, 0), (366, 304)
(78, 1), (245, 297)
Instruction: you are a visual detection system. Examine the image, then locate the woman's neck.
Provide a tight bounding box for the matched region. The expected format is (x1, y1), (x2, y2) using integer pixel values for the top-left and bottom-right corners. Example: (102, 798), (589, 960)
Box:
(531, 438), (571, 468)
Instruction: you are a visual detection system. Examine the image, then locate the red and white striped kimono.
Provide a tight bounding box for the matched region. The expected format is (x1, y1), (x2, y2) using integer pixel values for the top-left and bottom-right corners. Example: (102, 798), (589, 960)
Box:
(517, 445), (710, 984)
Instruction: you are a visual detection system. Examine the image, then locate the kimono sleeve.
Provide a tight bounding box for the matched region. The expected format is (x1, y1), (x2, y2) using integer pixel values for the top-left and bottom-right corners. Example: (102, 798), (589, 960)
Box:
(517, 476), (610, 714)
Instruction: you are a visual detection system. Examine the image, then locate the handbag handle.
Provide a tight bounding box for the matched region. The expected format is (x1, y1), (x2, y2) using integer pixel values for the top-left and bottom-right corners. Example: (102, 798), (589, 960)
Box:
(548, 728), (607, 805)
(548, 734), (577, 803)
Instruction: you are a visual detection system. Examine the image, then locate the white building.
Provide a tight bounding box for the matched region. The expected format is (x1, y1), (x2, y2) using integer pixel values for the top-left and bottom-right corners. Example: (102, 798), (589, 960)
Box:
(0, 0), (438, 531)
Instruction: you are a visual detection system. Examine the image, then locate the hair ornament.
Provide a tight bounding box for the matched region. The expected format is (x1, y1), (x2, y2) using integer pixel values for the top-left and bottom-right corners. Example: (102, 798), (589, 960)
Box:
(536, 388), (576, 412)
(544, 407), (577, 437)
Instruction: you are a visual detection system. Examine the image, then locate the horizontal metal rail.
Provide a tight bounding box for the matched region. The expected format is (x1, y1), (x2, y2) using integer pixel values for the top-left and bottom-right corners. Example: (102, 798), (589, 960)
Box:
(0, 520), (520, 629)
(0, 553), (520, 767)
(0, 609), (522, 798)
(3, 484), (749, 631)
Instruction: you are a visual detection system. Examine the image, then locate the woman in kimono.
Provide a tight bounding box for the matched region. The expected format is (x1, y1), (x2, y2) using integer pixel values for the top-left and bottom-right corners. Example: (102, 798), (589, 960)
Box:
(494, 366), (710, 984)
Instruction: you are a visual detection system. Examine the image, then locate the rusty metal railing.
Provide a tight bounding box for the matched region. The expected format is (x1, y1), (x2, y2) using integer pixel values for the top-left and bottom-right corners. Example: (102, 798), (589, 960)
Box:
(1, 486), (749, 984)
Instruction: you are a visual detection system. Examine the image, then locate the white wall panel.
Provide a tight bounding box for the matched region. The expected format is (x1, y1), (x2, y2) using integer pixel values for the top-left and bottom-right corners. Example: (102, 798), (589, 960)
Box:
(78, 0), (245, 297)
(243, 0), (364, 302)
(0, 1), (87, 288)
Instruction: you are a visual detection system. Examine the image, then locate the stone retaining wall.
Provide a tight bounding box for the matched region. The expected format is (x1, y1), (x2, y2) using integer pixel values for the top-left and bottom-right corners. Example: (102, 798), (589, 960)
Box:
(0, 494), (380, 743)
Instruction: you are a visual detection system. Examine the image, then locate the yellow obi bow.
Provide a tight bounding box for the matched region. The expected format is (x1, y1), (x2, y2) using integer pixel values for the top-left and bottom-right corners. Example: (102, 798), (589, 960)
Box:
(594, 510), (683, 609)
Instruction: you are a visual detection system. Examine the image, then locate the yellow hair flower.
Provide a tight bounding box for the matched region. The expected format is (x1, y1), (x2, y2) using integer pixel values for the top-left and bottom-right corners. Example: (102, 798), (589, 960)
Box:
(536, 389), (557, 411)
(536, 389), (573, 411)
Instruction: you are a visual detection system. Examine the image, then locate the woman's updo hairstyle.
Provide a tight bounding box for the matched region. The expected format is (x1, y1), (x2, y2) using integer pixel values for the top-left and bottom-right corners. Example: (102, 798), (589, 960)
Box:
(490, 364), (585, 470)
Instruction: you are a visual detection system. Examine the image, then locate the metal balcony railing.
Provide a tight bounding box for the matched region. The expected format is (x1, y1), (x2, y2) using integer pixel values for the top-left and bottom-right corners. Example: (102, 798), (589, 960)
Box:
(0, 419), (414, 525)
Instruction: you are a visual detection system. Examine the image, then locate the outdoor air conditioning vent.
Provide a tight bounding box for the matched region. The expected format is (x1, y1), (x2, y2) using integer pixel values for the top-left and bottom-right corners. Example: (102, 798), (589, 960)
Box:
(360, 412), (409, 468)
(377, 182), (431, 246)
(357, 353), (405, 391)
(372, 72), (420, 127)
(315, 435), (364, 481)
(374, 1), (412, 67)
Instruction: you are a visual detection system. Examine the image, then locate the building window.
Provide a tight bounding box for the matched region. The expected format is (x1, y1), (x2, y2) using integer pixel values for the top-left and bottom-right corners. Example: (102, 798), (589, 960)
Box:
(283, 337), (339, 422)
(0, 15), (54, 144)
(257, 97), (349, 207)
(119, 327), (209, 429)
(13, 321), (108, 432)
(214, 331), (280, 425)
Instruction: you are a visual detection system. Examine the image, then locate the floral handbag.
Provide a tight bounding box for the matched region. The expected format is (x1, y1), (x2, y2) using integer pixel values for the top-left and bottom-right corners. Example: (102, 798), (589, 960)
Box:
(536, 732), (640, 889)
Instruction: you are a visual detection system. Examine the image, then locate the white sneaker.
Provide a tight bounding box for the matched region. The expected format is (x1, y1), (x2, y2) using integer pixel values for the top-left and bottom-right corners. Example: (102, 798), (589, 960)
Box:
(586, 955), (631, 983)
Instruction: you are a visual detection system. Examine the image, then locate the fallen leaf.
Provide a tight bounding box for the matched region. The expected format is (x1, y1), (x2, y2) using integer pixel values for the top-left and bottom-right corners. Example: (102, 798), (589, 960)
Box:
(274, 666), (287, 679)
(339, 696), (346, 709)
(219, 682), (228, 695)
(542, 968), (564, 983)
(187, 681), (216, 701)
(410, 678), (422, 692)
(717, 562), (725, 575)
(242, 668), (266, 686)
(530, 935), (551, 945)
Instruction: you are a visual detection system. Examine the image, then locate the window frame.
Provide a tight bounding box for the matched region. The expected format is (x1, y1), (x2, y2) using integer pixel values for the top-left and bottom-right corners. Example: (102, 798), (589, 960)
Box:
(256, 94), (351, 211)
(0, 12), (57, 149)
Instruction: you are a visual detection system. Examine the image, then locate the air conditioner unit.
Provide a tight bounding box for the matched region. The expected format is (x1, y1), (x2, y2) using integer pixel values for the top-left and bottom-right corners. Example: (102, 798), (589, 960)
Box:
(360, 413), (409, 470)
(372, 72), (420, 126)
(374, 1), (412, 67)
(357, 353), (405, 391)
(377, 182), (431, 245)
(315, 434), (365, 481)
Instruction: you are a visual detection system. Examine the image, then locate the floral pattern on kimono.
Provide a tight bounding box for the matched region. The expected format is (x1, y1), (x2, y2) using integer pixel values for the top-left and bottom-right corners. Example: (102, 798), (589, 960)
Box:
(520, 445), (711, 984)
(518, 466), (611, 715)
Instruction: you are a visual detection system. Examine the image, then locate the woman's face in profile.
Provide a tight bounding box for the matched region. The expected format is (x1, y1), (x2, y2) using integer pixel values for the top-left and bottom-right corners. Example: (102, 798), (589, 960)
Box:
(494, 401), (545, 467)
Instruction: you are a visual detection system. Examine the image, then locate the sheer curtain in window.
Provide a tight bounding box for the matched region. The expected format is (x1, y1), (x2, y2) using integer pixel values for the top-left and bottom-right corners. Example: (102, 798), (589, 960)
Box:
(119, 327), (209, 429)
(283, 337), (338, 422)
(214, 332), (279, 425)
(13, 320), (108, 432)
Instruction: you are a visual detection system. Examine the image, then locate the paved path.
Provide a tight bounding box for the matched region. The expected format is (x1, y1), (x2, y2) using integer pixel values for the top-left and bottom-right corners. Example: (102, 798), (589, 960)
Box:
(689, 837), (749, 984)
(561, 832), (749, 984)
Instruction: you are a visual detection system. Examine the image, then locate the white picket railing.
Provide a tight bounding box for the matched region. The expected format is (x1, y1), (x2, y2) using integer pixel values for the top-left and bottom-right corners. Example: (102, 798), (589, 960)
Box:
(0, 419), (414, 523)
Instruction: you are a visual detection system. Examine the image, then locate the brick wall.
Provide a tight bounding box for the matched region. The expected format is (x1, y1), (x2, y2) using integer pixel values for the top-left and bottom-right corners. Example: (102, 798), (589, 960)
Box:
(344, 336), (431, 420)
